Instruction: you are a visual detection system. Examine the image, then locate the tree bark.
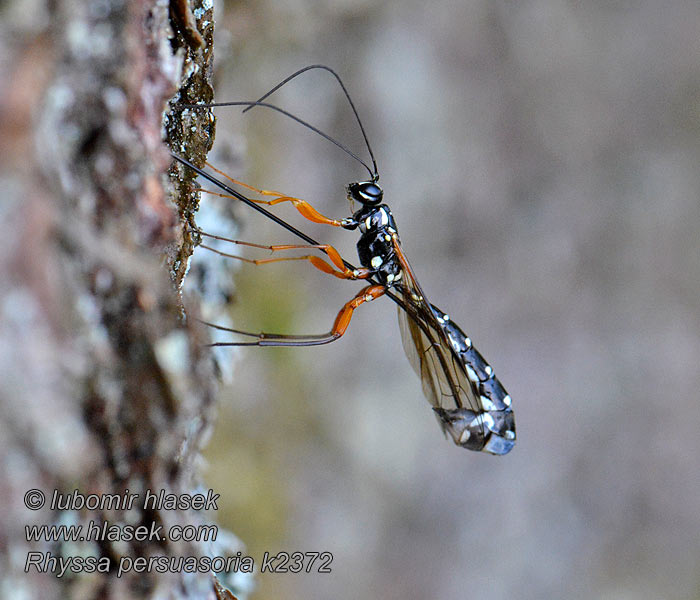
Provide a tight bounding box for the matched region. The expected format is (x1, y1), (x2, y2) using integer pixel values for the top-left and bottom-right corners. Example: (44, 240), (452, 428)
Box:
(0, 1), (240, 598)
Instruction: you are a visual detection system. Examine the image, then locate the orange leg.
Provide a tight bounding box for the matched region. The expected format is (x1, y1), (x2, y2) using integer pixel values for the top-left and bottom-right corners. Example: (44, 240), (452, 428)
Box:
(202, 162), (350, 228)
(199, 232), (371, 280)
(330, 284), (387, 339)
(206, 284), (387, 347)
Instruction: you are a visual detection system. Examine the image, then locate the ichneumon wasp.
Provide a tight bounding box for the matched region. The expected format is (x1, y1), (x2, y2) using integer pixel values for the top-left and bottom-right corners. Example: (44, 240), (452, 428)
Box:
(173, 65), (516, 455)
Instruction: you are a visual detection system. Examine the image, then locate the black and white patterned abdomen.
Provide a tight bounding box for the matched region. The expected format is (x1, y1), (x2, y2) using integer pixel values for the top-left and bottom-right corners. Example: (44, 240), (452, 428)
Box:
(431, 306), (516, 455)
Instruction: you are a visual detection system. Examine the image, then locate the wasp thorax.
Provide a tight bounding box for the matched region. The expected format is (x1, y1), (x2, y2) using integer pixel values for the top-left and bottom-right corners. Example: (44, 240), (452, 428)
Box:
(347, 181), (383, 206)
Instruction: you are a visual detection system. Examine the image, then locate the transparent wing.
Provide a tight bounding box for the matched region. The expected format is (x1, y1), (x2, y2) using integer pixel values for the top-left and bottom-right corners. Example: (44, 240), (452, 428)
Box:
(390, 235), (482, 414)
(396, 293), (482, 415)
(391, 235), (515, 454)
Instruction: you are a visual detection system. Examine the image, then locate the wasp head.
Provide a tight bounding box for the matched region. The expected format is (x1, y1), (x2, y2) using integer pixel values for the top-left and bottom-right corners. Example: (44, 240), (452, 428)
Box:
(347, 181), (383, 206)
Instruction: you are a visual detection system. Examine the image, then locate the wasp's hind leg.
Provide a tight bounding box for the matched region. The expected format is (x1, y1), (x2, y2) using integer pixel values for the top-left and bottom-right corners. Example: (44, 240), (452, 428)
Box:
(203, 284), (386, 347)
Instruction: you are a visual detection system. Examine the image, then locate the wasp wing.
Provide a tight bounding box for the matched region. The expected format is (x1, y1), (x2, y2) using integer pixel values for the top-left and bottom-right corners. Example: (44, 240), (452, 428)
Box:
(392, 238), (515, 454)
(390, 236), (481, 414)
(396, 295), (481, 414)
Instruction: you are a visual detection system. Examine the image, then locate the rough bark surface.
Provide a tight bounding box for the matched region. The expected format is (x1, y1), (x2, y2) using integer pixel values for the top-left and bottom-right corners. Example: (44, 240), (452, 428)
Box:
(0, 0), (239, 598)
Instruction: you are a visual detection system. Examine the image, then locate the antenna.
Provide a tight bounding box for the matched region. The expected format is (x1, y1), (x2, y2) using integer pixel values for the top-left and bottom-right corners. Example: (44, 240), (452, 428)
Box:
(243, 65), (379, 181)
(180, 100), (375, 180)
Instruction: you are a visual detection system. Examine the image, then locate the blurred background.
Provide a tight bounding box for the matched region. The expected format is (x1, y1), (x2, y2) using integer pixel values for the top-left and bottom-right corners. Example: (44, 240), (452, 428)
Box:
(193, 1), (700, 599)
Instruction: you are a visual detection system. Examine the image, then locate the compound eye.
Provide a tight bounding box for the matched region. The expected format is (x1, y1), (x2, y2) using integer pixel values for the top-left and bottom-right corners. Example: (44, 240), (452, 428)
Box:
(349, 181), (383, 205)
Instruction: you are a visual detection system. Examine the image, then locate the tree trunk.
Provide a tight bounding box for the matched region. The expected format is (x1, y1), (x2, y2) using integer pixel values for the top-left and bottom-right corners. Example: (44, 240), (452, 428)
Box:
(0, 1), (241, 598)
